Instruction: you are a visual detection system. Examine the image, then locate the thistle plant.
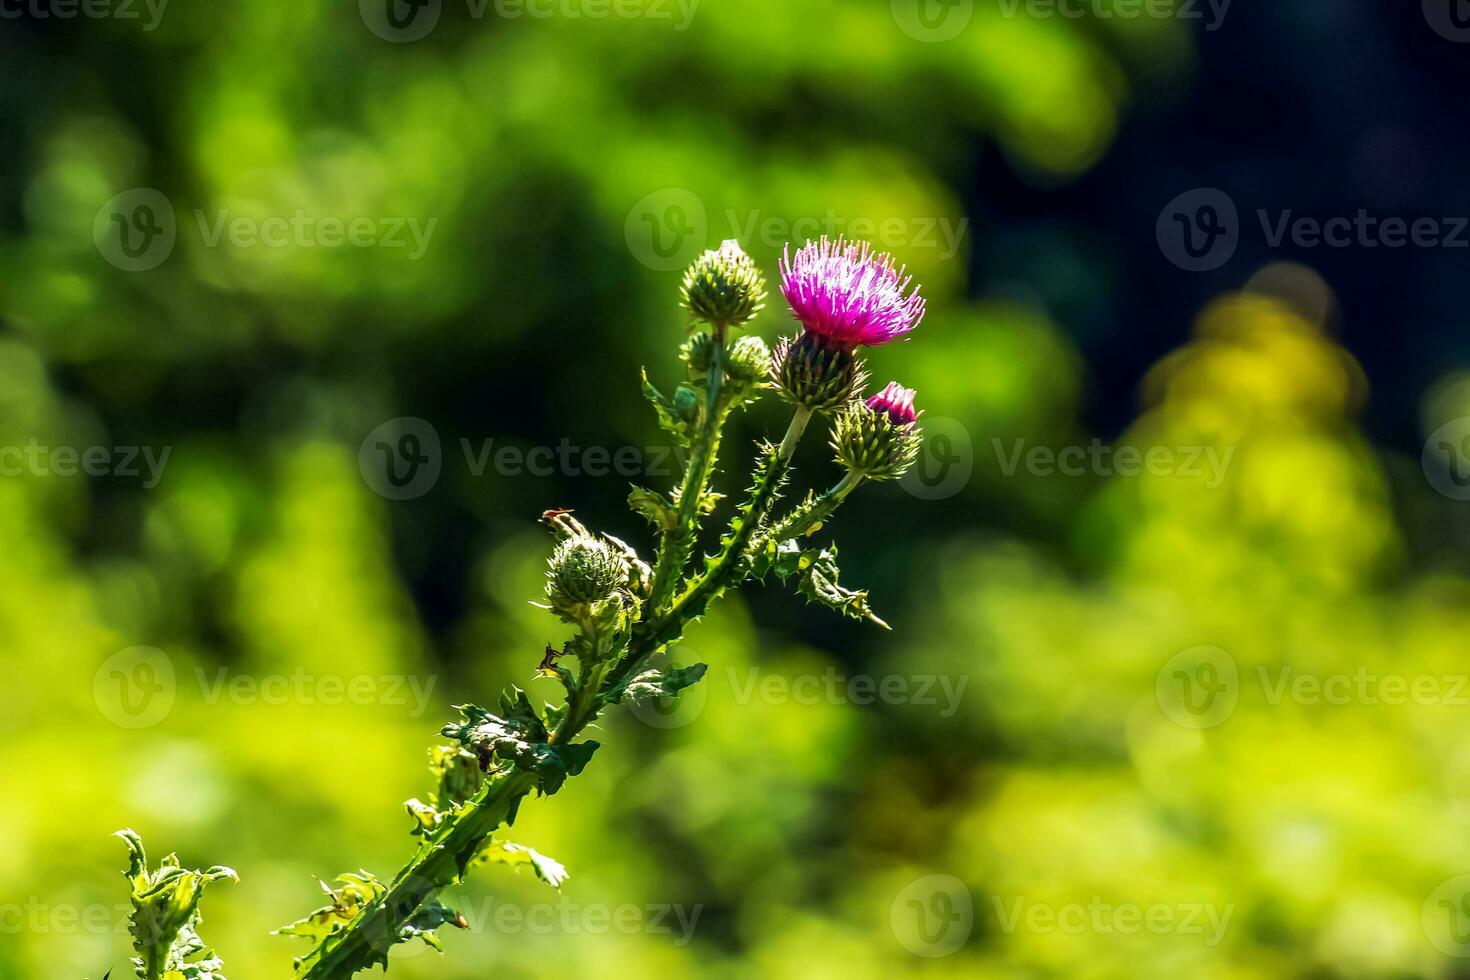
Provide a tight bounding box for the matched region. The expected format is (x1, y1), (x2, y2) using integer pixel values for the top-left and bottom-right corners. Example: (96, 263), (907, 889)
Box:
(111, 235), (928, 978)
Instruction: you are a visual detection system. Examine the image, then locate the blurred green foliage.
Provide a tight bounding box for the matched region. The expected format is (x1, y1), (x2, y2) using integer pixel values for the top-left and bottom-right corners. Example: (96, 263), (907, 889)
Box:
(3, 3), (1469, 979)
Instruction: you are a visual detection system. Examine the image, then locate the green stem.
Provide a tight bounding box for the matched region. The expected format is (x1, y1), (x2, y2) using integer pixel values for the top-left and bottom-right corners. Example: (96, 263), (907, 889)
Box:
(299, 769), (538, 980)
(778, 405), (812, 461)
(648, 325), (730, 609)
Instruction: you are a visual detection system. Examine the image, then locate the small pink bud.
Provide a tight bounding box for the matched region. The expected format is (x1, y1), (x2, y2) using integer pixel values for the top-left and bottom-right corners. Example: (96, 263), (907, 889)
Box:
(864, 381), (920, 426)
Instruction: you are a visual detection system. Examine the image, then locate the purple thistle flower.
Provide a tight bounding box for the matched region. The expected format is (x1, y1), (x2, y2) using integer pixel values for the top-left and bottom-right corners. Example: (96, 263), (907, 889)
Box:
(779, 236), (926, 349)
(865, 381), (920, 426)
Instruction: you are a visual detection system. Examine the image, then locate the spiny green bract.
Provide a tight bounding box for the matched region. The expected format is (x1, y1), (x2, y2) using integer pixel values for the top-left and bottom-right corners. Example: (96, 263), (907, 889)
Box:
(546, 536), (627, 605)
(830, 401), (923, 480)
(773, 331), (867, 412)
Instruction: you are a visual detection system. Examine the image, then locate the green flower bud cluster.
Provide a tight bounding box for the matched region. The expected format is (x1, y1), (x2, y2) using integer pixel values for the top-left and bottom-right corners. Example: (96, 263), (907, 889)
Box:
(681, 239), (767, 329)
(682, 332), (770, 396)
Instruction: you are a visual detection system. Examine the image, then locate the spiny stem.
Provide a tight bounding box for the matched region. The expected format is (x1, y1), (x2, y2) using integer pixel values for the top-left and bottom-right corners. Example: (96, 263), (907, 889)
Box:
(761, 470), (863, 545)
(299, 769), (538, 980)
(648, 325), (731, 609)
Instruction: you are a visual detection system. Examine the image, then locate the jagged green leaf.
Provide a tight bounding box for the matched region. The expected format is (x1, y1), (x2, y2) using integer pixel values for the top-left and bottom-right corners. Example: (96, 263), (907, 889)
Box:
(441, 700), (600, 797)
(628, 484), (678, 531)
(610, 662), (709, 705)
(641, 369), (693, 448)
(474, 840), (570, 889)
(276, 872), (462, 961)
(768, 542), (889, 628)
(274, 872), (384, 946)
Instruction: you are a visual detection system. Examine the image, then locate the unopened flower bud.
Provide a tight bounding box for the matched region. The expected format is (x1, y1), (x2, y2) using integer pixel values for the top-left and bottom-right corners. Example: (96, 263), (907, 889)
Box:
(547, 537), (627, 606)
(724, 335), (771, 386)
(681, 240), (767, 329)
(831, 381), (923, 480)
(681, 332), (714, 373)
(772, 331), (868, 413)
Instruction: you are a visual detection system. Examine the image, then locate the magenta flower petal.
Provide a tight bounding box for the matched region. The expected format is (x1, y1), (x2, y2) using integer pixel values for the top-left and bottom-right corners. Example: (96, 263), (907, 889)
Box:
(865, 381), (920, 426)
(778, 236), (926, 349)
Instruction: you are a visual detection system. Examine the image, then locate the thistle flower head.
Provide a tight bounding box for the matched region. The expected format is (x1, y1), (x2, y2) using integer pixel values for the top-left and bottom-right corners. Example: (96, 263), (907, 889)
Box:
(681, 239), (767, 329)
(832, 381), (924, 481)
(779, 236), (925, 349)
(547, 536), (627, 606)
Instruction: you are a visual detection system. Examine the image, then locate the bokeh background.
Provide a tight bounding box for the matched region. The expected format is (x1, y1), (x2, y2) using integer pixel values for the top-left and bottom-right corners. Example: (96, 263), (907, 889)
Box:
(6, 0), (1470, 977)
